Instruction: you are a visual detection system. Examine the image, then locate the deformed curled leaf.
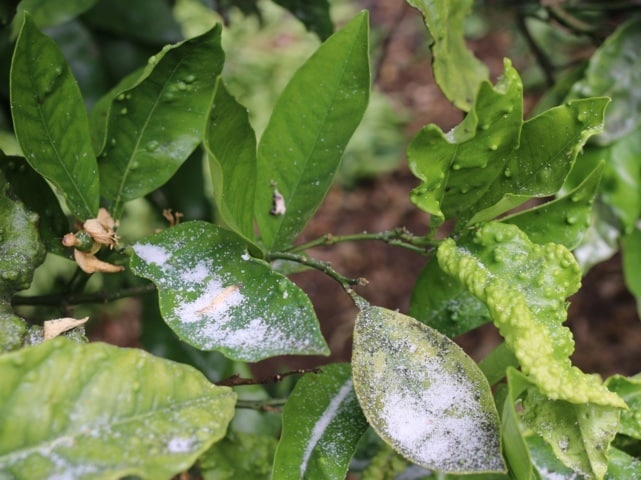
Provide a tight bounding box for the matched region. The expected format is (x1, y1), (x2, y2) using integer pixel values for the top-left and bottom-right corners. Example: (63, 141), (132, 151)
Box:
(130, 221), (329, 362)
(0, 337), (236, 479)
(436, 222), (625, 408)
(352, 304), (505, 474)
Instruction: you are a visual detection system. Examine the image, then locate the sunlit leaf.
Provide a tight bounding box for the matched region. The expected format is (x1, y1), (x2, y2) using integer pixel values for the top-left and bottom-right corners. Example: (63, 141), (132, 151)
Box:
(98, 25), (224, 218)
(255, 12), (369, 250)
(567, 16), (641, 145)
(437, 222), (625, 408)
(406, 0), (488, 111)
(130, 221), (329, 362)
(10, 14), (99, 220)
(273, 363), (368, 479)
(0, 338), (236, 478)
(352, 303), (505, 474)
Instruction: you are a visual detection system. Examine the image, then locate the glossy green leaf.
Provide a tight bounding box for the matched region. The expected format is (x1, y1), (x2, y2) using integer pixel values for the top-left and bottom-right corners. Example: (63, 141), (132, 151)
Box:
(273, 363), (368, 480)
(503, 162), (604, 249)
(98, 26), (224, 218)
(408, 257), (490, 338)
(437, 222), (625, 408)
(199, 430), (277, 480)
(130, 221), (329, 362)
(573, 200), (621, 273)
(82, 0), (182, 45)
(606, 374), (641, 440)
(408, 59), (607, 229)
(622, 229), (641, 318)
(0, 337), (236, 479)
(501, 369), (534, 480)
(205, 80), (257, 241)
(272, 0), (333, 40)
(406, 0), (488, 111)
(513, 369), (620, 479)
(0, 169), (45, 298)
(567, 16), (641, 145)
(11, 0), (97, 38)
(605, 447), (641, 479)
(10, 14), (99, 220)
(352, 303), (505, 474)
(254, 12), (369, 250)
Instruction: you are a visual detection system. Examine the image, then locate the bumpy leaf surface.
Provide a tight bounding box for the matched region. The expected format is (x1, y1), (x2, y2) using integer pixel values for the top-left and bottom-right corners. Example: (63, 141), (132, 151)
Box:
(406, 0), (488, 111)
(352, 304), (505, 473)
(98, 26), (224, 217)
(10, 14), (99, 220)
(255, 12), (369, 250)
(273, 363), (368, 479)
(0, 338), (236, 479)
(408, 59), (607, 229)
(437, 222), (625, 408)
(130, 221), (329, 362)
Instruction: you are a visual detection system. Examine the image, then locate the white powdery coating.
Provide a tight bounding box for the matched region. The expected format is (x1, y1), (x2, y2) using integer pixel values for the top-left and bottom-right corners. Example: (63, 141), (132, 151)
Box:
(133, 244), (171, 266)
(380, 360), (494, 470)
(177, 276), (243, 324)
(299, 379), (353, 476)
(166, 437), (195, 453)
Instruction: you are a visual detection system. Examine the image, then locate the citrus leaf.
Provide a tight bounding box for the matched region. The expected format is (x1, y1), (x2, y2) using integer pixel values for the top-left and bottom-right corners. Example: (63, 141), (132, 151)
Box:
(567, 16), (641, 145)
(408, 59), (607, 229)
(10, 0), (97, 38)
(255, 12), (369, 251)
(622, 229), (641, 319)
(606, 448), (641, 479)
(98, 25), (224, 218)
(352, 303), (505, 474)
(408, 258), (490, 338)
(273, 363), (368, 480)
(507, 369), (620, 479)
(272, 0), (333, 40)
(436, 222), (625, 408)
(606, 374), (641, 440)
(10, 13), (99, 220)
(406, 0), (488, 111)
(205, 80), (257, 242)
(130, 221), (329, 362)
(0, 337), (236, 479)
(503, 161), (604, 249)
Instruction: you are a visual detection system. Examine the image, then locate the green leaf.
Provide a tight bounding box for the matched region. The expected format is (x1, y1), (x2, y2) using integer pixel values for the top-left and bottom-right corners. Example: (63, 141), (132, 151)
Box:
(273, 363), (368, 479)
(567, 16), (641, 145)
(10, 0), (97, 38)
(130, 221), (329, 362)
(199, 430), (277, 480)
(503, 161), (604, 249)
(352, 303), (505, 474)
(606, 448), (641, 479)
(82, 0), (182, 46)
(622, 229), (641, 319)
(0, 337), (236, 479)
(406, 0), (488, 111)
(606, 374), (641, 440)
(436, 222), (625, 408)
(98, 25), (224, 218)
(408, 59), (607, 229)
(255, 12), (369, 250)
(0, 169), (45, 299)
(272, 0), (333, 40)
(10, 14), (99, 220)
(205, 80), (257, 242)
(501, 370), (534, 480)
(509, 369), (620, 479)
(572, 200), (621, 273)
(408, 258), (491, 338)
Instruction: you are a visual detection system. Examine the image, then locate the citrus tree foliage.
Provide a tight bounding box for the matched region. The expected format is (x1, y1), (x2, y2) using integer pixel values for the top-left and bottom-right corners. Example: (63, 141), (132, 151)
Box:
(1, 1), (641, 479)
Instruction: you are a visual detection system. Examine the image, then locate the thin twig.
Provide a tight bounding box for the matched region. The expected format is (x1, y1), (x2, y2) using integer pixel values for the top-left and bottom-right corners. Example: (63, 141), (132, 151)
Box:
(11, 283), (157, 307)
(217, 367), (323, 387)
